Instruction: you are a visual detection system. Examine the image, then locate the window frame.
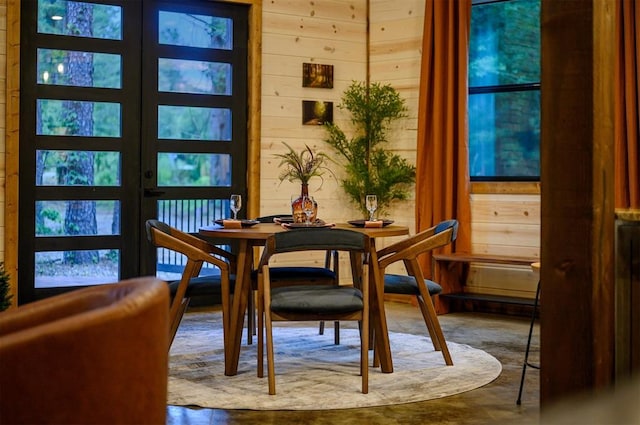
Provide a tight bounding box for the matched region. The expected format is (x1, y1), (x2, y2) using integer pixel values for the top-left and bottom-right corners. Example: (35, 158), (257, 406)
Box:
(468, 0), (541, 184)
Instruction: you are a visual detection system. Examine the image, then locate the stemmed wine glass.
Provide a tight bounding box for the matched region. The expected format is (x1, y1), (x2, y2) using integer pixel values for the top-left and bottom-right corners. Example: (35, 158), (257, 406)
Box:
(365, 194), (377, 221)
(302, 195), (315, 225)
(230, 194), (242, 220)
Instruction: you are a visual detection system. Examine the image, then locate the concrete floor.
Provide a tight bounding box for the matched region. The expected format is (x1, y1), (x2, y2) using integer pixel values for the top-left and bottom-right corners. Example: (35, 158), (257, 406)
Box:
(166, 301), (540, 424)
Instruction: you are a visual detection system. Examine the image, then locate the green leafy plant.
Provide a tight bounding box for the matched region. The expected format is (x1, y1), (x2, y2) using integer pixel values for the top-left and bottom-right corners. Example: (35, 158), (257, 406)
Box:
(323, 81), (416, 216)
(274, 142), (334, 187)
(0, 262), (13, 311)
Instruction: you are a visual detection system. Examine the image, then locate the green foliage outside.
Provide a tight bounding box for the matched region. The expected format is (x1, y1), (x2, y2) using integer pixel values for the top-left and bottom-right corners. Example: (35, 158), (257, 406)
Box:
(0, 262), (12, 311)
(323, 81), (416, 217)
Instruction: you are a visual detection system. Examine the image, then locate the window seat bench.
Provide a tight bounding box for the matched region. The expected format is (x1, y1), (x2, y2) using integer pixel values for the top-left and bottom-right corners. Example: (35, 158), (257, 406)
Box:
(432, 253), (539, 311)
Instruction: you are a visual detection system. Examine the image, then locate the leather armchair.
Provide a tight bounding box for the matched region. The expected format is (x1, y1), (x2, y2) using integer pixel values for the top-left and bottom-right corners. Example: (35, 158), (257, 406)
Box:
(0, 277), (169, 424)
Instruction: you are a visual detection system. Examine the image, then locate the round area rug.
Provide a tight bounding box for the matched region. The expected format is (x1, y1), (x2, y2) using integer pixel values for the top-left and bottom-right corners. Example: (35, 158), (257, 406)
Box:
(168, 315), (501, 410)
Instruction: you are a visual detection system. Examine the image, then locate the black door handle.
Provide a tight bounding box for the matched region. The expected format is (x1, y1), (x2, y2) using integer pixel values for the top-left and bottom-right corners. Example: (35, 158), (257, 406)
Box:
(144, 188), (165, 197)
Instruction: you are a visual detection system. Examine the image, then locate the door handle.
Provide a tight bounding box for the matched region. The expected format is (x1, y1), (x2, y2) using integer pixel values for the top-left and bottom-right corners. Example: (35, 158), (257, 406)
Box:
(144, 188), (165, 197)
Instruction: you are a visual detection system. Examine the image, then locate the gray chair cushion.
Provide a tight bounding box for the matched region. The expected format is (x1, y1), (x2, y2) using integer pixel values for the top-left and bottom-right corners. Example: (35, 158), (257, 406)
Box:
(383, 274), (442, 296)
(270, 285), (363, 315)
(168, 274), (236, 300)
(252, 266), (336, 282)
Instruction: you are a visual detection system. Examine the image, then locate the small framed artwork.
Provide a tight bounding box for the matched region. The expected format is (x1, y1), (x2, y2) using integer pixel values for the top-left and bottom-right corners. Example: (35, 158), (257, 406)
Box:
(302, 63), (334, 88)
(302, 100), (333, 125)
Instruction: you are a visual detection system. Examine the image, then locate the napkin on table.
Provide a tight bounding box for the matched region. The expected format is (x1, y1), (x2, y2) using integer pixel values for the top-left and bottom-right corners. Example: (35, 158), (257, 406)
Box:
(223, 219), (243, 229)
(364, 220), (383, 228)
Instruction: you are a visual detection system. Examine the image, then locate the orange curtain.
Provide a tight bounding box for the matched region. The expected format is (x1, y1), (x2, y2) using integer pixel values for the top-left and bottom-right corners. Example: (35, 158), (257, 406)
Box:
(416, 0), (472, 312)
(616, 0), (640, 208)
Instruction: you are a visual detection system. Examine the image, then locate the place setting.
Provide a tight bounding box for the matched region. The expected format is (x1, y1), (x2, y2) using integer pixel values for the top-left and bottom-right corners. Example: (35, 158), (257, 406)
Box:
(212, 194), (260, 228)
(347, 195), (394, 228)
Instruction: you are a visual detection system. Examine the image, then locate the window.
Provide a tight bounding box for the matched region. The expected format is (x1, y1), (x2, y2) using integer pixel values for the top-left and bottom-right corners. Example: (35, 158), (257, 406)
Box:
(468, 0), (541, 180)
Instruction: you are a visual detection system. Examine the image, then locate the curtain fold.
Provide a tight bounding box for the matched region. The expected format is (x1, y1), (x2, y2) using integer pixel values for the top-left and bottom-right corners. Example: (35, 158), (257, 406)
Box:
(416, 0), (472, 313)
(616, 0), (640, 208)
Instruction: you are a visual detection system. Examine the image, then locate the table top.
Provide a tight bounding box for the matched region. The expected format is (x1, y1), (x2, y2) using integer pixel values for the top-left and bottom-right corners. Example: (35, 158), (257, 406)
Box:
(199, 222), (409, 240)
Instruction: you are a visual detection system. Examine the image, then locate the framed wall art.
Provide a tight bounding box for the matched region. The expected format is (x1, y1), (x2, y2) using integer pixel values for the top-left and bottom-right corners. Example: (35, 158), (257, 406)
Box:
(302, 100), (333, 125)
(302, 63), (334, 88)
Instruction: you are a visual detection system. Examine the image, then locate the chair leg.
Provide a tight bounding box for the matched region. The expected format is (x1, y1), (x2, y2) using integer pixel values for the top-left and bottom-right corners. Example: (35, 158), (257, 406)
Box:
(265, 310), (276, 395)
(334, 321), (340, 345)
(417, 295), (453, 365)
(247, 290), (254, 345)
(517, 280), (541, 405)
(257, 291), (264, 378)
(416, 296), (442, 351)
(169, 297), (190, 349)
(319, 320), (325, 335)
(361, 307), (369, 394)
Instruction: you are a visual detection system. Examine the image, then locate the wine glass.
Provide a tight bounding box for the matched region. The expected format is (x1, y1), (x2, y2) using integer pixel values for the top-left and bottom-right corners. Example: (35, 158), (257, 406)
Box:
(230, 194), (242, 220)
(302, 195), (315, 225)
(365, 194), (377, 221)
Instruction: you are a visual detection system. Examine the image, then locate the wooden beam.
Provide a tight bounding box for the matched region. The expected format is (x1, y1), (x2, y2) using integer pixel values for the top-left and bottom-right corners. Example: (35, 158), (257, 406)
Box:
(5, 0), (21, 306)
(540, 0), (616, 406)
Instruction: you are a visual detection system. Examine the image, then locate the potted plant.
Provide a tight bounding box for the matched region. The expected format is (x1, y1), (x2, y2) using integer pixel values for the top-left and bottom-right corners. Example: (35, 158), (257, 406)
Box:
(323, 81), (416, 217)
(274, 142), (334, 222)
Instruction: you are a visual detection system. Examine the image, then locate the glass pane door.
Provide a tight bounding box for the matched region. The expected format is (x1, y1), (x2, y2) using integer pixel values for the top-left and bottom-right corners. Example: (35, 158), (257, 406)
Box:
(19, 0), (248, 303)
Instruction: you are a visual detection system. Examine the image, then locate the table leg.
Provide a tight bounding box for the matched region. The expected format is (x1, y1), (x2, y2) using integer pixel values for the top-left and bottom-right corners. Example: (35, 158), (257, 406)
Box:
(368, 240), (393, 373)
(225, 239), (252, 376)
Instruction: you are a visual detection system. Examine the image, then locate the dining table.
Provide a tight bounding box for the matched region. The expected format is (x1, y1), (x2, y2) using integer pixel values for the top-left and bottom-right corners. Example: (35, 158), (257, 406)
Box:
(199, 221), (409, 376)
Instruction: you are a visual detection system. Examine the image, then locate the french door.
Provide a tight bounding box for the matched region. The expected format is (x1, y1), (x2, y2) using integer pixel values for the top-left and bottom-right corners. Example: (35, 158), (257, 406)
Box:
(19, 0), (248, 303)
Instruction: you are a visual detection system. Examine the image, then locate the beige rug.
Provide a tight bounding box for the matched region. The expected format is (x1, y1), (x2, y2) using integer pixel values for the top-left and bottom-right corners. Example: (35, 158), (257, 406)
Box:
(168, 312), (502, 410)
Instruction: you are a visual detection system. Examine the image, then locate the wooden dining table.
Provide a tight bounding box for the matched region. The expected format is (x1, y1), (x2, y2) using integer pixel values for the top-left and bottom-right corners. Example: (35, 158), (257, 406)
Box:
(199, 221), (409, 376)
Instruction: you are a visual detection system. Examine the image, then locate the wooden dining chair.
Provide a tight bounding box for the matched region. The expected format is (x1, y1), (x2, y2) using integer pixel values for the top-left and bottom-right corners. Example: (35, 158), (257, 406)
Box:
(256, 228), (370, 395)
(145, 219), (236, 349)
(376, 219), (458, 366)
(248, 214), (341, 345)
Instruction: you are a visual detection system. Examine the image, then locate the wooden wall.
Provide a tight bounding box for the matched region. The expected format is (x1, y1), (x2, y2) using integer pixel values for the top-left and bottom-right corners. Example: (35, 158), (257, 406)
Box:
(469, 193), (540, 297)
(261, 0), (540, 297)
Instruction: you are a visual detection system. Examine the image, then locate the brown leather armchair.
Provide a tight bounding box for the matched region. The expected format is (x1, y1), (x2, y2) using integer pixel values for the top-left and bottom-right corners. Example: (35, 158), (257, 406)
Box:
(0, 277), (169, 424)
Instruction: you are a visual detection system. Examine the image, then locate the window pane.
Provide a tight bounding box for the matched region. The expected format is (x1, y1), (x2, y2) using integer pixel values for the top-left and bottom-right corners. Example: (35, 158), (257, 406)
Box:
(469, 0), (540, 87)
(157, 199), (229, 231)
(159, 11), (232, 50)
(37, 150), (121, 186)
(158, 105), (231, 141)
(37, 0), (122, 40)
(159, 58), (232, 95)
(469, 91), (540, 178)
(156, 198), (230, 280)
(36, 200), (120, 236)
(37, 99), (121, 137)
(35, 249), (119, 288)
(157, 153), (231, 187)
(37, 49), (121, 88)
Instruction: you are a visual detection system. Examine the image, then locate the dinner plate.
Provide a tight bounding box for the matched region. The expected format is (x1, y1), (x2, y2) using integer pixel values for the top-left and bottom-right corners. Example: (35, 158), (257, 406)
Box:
(283, 220), (334, 229)
(273, 216), (294, 224)
(347, 219), (394, 228)
(214, 219), (260, 227)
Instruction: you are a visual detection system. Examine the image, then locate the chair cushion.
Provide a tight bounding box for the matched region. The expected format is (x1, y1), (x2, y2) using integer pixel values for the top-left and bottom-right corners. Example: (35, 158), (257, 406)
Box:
(251, 267), (336, 282)
(383, 274), (442, 296)
(270, 285), (363, 315)
(168, 274), (236, 298)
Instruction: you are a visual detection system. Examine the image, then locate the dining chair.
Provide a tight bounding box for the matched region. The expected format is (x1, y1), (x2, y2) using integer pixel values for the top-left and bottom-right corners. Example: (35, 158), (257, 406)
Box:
(248, 214), (341, 345)
(145, 219), (236, 348)
(256, 228), (370, 395)
(376, 219), (459, 366)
